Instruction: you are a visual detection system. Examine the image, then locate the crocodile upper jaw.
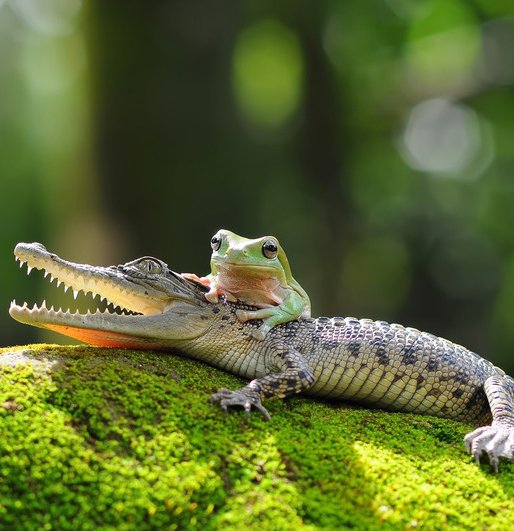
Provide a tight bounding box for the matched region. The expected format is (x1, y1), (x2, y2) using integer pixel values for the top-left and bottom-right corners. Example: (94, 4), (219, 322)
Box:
(9, 242), (209, 348)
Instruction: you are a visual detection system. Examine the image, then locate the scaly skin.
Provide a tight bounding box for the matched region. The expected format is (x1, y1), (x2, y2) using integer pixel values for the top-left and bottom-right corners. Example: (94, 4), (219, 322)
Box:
(9, 242), (514, 471)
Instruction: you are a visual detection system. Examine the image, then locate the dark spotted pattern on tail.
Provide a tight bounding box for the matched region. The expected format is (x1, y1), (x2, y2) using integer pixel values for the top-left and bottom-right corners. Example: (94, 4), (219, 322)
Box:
(291, 317), (495, 423)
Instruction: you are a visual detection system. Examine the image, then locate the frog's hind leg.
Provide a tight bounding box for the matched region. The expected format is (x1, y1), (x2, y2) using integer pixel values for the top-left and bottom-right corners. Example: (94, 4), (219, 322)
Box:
(464, 374), (514, 472)
(236, 307), (276, 323)
(236, 308), (278, 340)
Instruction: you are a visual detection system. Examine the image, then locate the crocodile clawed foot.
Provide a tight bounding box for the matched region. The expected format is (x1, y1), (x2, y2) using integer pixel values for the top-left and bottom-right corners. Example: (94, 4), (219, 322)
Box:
(211, 387), (271, 421)
(464, 423), (514, 473)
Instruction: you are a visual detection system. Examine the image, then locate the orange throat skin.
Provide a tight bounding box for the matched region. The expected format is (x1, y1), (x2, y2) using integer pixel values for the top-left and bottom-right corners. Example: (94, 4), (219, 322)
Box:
(43, 323), (167, 350)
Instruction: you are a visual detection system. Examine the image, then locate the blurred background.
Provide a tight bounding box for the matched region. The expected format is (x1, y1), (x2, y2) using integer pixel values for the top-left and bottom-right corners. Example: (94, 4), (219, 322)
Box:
(1, 0), (514, 371)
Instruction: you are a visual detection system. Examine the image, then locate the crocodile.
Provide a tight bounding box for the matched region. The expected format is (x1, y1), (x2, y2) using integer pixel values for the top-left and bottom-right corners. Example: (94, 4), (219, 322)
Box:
(8, 242), (514, 471)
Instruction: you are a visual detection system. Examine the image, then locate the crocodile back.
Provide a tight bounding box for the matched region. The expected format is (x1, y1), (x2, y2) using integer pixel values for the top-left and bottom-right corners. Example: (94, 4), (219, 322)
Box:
(293, 317), (497, 424)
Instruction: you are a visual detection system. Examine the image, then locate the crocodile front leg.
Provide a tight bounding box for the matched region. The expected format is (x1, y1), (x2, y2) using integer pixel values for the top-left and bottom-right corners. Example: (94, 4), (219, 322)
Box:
(211, 342), (315, 419)
(465, 374), (514, 472)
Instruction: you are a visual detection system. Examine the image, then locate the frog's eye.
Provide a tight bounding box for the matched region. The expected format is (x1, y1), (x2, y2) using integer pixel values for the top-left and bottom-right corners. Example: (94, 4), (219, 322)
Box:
(262, 240), (278, 259)
(210, 234), (222, 252)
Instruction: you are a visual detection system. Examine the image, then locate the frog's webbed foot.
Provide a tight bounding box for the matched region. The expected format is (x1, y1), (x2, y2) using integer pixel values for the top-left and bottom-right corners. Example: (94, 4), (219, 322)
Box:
(249, 327), (269, 341)
(236, 308), (279, 341)
(236, 308), (272, 322)
(181, 273), (210, 286)
(181, 273), (220, 302)
(204, 290), (219, 303)
(465, 423), (514, 473)
(211, 387), (271, 420)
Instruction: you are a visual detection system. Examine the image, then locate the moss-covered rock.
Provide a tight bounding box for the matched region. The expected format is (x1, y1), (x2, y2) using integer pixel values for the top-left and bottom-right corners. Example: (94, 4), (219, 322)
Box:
(1, 344), (514, 529)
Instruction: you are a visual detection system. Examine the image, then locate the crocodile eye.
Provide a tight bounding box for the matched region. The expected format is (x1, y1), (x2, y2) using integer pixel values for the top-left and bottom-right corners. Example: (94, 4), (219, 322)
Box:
(140, 258), (163, 274)
(262, 239), (278, 259)
(211, 234), (222, 252)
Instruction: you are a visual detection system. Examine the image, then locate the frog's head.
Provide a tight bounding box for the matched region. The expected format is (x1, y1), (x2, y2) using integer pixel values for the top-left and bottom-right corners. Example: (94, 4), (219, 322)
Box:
(209, 229), (293, 281)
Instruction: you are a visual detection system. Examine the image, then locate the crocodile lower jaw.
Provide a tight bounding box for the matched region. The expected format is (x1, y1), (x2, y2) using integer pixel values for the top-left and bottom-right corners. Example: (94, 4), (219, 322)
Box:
(9, 243), (170, 348)
(10, 301), (171, 348)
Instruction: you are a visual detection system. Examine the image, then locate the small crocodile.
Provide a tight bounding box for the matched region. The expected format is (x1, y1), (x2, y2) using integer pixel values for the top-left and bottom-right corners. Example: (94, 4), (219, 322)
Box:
(8, 242), (514, 471)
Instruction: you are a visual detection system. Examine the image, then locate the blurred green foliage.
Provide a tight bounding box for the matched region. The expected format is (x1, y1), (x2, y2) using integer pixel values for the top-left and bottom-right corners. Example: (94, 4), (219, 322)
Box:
(1, 0), (514, 372)
(233, 19), (303, 128)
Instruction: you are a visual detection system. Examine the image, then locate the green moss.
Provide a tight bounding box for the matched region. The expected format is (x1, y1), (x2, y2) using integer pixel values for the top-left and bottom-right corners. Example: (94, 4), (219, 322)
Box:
(1, 344), (514, 529)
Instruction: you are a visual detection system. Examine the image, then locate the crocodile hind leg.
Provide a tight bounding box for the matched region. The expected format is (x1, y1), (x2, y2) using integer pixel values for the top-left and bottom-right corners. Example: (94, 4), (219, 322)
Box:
(464, 374), (514, 472)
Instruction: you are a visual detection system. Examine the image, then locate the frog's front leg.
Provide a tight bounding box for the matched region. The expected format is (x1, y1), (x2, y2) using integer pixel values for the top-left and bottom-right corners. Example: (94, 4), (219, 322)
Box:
(236, 291), (306, 340)
(211, 342), (314, 418)
(181, 273), (236, 303)
(183, 274), (218, 303)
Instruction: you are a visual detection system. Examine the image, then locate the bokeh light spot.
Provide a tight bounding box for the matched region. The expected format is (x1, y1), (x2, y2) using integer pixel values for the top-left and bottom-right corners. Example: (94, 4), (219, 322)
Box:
(9, 0), (81, 36)
(399, 98), (494, 178)
(232, 19), (303, 129)
(19, 33), (86, 94)
(404, 0), (480, 90)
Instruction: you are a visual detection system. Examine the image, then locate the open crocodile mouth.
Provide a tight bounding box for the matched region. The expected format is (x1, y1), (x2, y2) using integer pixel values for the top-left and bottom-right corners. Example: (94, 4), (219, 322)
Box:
(11, 259), (143, 318)
(9, 242), (179, 348)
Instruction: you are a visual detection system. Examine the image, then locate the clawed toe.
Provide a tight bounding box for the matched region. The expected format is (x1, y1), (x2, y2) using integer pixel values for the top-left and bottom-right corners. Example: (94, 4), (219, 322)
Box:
(211, 388), (271, 420)
(464, 423), (514, 473)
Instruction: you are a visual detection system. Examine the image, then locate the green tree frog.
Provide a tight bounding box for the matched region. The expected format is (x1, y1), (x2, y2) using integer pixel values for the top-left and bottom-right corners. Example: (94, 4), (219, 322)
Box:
(183, 229), (311, 340)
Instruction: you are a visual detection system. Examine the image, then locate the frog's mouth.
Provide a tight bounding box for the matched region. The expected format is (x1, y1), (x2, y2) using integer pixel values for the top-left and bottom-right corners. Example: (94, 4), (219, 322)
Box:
(211, 260), (279, 273)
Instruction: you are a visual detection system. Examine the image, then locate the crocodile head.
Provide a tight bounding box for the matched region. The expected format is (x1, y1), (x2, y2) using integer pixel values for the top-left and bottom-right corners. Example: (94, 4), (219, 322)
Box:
(9, 242), (212, 349)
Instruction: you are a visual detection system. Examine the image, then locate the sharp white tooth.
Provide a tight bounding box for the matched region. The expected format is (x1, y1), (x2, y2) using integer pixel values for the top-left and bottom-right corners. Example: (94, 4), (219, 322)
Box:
(27, 266), (33, 275)
(44, 271), (50, 278)
(19, 260), (25, 269)
(56, 280), (62, 288)
(63, 285), (69, 293)
(41, 300), (47, 309)
(73, 289), (79, 300)
(31, 302), (38, 310)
